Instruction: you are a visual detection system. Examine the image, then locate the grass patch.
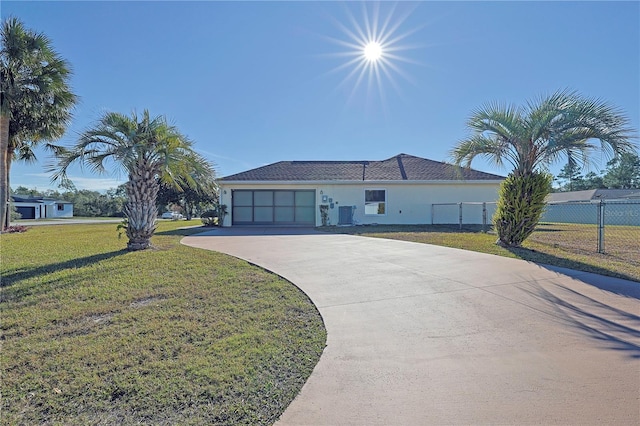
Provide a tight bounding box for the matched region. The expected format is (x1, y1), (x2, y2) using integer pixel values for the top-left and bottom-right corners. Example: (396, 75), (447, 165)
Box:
(14, 216), (123, 222)
(322, 224), (640, 283)
(1, 222), (326, 425)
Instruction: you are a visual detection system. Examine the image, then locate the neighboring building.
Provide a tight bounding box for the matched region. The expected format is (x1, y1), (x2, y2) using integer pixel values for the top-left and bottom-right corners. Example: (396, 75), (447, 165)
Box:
(546, 189), (640, 203)
(11, 195), (74, 219)
(543, 189), (640, 226)
(218, 153), (504, 227)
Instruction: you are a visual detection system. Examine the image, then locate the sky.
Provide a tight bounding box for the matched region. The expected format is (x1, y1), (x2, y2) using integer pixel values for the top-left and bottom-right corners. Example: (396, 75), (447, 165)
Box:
(4, 0), (639, 192)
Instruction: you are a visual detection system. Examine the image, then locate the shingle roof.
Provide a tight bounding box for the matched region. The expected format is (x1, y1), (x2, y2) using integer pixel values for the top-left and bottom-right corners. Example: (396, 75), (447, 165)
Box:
(12, 195), (72, 204)
(547, 189), (640, 202)
(221, 154), (504, 182)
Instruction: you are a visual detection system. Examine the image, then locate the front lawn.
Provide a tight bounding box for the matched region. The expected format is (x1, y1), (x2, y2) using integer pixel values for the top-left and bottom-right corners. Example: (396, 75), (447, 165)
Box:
(1, 222), (326, 425)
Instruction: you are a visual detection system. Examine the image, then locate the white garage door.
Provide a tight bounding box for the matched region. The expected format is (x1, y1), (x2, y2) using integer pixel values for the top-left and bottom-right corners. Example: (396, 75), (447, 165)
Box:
(232, 190), (316, 225)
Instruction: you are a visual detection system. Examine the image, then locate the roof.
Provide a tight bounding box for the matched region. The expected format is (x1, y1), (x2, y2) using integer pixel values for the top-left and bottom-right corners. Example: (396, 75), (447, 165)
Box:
(221, 154), (505, 182)
(11, 195), (72, 204)
(547, 189), (640, 203)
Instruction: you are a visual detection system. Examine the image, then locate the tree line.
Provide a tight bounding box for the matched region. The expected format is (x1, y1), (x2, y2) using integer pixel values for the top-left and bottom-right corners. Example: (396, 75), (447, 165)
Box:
(11, 180), (218, 219)
(554, 152), (640, 192)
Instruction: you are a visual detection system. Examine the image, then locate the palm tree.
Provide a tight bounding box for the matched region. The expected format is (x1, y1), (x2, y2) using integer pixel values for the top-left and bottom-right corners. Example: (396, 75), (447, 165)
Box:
(451, 89), (636, 246)
(0, 17), (76, 230)
(51, 110), (215, 250)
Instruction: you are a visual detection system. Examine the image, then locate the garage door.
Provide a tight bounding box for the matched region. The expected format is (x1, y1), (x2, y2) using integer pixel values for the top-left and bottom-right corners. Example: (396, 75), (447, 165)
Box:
(17, 206), (36, 219)
(232, 190), (315, 225)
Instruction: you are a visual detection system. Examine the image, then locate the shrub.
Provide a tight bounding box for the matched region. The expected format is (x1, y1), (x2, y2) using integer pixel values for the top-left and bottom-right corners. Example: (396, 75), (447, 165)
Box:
(200, 210), (218, 227)
(4, 225), (28, 233)
(493, 172), (552, 247)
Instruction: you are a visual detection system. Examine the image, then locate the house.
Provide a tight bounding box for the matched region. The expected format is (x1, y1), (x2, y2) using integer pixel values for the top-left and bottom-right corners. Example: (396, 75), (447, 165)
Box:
(11, 195), (74, 219)
(546, 189), (640, 203)
(217, 153), (504, 227)
(543, 189), (640, 226)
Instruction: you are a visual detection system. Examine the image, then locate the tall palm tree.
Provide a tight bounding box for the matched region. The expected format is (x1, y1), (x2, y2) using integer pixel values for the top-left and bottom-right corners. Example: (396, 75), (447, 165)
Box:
(0, 17), (76, 230)
(51, 110), (215, 250)
(451, 89), (637, 246)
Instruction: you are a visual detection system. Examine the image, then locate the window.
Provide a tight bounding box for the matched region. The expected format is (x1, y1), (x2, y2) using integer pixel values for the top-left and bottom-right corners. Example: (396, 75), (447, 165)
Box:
(57, 204), (64, 211)
(365, 189), (386, 215)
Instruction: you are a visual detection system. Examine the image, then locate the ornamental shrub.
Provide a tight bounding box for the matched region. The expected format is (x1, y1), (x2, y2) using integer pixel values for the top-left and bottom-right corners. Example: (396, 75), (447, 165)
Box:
(493, 172), (552, 247)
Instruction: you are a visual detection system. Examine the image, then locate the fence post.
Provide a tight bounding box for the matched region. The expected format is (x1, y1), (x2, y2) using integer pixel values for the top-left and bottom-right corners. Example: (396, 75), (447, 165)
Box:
(459, 203), (463, 230)
(597, 200), (605, 253)
(482, 202), (487, 233)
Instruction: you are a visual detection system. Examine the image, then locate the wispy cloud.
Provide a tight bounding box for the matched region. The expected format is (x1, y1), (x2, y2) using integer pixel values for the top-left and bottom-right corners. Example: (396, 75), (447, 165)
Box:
(196, 148), (252, 168)
(67, 176), (125, 191)
(14, 173), (124, 192)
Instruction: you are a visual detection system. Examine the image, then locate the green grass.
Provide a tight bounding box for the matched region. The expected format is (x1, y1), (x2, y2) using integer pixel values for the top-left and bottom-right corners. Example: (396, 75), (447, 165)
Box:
(323, 224), (640, 283)
(1, 222), (326, 425)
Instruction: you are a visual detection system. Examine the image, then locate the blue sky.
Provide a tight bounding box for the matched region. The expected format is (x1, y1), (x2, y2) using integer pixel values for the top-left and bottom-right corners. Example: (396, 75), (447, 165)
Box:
(4, 1), (639, 192)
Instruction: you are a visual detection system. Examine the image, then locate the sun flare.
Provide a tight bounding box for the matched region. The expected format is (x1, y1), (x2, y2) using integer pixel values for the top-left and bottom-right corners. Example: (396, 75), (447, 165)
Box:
(321, 2), (422, 107)
(364, 41), (383, 62)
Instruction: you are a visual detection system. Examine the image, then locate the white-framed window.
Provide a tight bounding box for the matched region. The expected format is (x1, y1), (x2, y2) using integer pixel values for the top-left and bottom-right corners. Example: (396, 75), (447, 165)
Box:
(365, 189), (386, 215)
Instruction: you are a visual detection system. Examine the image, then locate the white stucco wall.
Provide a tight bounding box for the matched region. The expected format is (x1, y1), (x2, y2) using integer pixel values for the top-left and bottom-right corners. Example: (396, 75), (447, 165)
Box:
(14, 202), (43, 219)
(14, 201), (73, 219)
(48, 203), (73, 218)
(218, 180), (502, 227)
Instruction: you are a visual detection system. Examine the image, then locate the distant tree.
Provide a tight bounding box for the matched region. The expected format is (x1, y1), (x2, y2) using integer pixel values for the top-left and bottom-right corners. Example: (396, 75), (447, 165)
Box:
(582, 171), (605, 190)
(156, 175), (218, 220)
(1, 17), (76, 230)
(12, 185), (41, 196)
(556, 159), (583, 191)
(451, 89), (636, 247)
(11, 185), (126, 217)
(602, 152), (640, 189)
(51, 110), (215, 250)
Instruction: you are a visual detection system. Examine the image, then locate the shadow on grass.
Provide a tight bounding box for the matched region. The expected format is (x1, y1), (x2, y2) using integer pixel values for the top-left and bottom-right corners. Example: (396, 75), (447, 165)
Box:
(154, 226), (209, 237)
(504, 246), (640, 287)
(525, 284), (640, 358)
(1, 250), (127, 291)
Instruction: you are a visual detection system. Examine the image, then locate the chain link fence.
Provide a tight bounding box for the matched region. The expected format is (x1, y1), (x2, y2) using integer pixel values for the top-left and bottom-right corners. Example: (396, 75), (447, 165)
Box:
(531, 200), (640, 265)
(431, 202), (497, 232)
(431, 200), (639, 265)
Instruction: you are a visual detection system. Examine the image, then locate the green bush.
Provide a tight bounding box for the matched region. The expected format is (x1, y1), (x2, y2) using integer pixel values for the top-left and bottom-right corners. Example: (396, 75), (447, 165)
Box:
(200, 210), (218, 227)
(493, 172), (552, 247)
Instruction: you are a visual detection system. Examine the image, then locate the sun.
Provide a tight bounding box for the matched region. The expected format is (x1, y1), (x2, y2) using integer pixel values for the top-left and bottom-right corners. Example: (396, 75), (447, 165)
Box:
(364, 41), (383, 62)
(320, 2), (422, 107)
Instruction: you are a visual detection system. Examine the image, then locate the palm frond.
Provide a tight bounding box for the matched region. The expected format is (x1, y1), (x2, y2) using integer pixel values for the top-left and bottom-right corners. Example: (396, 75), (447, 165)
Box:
(452, 89), (637, 176)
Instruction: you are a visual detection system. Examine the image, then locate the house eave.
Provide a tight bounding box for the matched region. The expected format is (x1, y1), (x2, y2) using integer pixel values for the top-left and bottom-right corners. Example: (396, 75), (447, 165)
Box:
(218, 179), (504, 185)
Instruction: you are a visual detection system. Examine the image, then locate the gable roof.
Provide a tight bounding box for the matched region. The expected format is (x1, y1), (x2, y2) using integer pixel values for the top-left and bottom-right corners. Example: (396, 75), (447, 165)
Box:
(547, 189), (640, 203)
(221, 154), (504, 182)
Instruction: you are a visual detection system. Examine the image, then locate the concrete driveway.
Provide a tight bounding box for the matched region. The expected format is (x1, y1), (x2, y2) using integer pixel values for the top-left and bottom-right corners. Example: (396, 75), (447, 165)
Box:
(182, 228), (640, 425)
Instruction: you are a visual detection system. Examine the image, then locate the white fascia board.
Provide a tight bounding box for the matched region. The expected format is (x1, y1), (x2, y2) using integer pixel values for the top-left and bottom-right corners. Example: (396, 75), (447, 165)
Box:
(219, 180), (504, 185)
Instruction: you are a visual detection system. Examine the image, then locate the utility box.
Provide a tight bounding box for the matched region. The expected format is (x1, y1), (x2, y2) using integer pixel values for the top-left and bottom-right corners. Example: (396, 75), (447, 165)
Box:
(339, 206), (354, 225)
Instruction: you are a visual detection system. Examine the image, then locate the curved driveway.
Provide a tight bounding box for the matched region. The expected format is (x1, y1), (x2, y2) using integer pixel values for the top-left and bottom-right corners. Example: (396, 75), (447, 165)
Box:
(182, 228), (640, 425)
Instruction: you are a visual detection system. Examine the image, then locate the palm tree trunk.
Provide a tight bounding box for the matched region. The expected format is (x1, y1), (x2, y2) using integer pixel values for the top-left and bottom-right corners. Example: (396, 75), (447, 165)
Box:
(123, 161), (159, 250)
(4, 150), (13, 229)
(0, 114), (10, 232)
